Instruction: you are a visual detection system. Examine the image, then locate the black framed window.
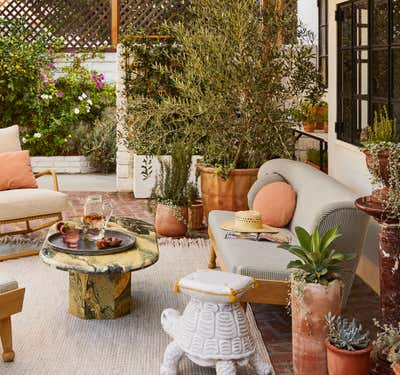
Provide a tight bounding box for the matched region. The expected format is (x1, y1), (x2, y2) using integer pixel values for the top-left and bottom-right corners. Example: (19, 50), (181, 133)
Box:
(337, 0), (400, 145)
(318, 0), (329, 86)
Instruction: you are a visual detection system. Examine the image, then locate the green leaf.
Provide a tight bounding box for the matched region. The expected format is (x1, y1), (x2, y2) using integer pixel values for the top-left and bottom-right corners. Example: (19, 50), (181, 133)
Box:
(320, 226), (341, 255)
(295, 226), (312, 249)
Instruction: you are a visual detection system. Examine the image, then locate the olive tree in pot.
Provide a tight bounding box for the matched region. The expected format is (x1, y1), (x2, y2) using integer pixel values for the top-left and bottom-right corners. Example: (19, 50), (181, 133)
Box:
(279, 226), (354, 375)
(325, 313), (371, 375)
(152, 142), (192, 238)
(138, 0), (325, 220)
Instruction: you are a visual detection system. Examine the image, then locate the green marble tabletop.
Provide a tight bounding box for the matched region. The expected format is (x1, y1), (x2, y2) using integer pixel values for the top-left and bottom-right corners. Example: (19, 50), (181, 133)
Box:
(40, 217), (159, 274)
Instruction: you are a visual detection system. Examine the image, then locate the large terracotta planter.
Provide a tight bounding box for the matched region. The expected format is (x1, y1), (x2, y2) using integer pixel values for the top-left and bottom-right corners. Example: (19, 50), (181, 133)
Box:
(198, 165), (258, 223)
(364, 150), (390, 187)
(188, 201), (204, 230)
(291, 279), (342, 375)
(155, 204), (188, 238)
(325, 339), (372, 375)
(394, 362), (400, 375)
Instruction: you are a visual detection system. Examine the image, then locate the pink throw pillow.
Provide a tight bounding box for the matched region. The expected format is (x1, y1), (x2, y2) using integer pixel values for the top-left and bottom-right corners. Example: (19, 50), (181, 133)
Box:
(0, 151), (38, 191)
(253, 181), (296, 228)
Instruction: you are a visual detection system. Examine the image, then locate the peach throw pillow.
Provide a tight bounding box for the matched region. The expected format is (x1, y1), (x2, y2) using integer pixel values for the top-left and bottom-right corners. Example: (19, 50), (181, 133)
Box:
(0, 151), (37, 191)
(253, 181), (296, 228)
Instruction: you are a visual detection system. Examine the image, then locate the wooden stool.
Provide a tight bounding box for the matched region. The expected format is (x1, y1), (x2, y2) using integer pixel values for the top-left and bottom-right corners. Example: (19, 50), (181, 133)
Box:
(0, 279), (25, 362)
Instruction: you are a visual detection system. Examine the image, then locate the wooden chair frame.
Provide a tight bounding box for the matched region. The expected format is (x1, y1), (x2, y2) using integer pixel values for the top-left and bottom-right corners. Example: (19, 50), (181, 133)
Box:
(0, 169), (63, 261)
(0, 287), (25, 362)
(208, 228), (290, 305)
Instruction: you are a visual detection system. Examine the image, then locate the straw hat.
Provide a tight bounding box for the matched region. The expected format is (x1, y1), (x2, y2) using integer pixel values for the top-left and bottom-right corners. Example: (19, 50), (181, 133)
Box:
(220, 210), (279, 233)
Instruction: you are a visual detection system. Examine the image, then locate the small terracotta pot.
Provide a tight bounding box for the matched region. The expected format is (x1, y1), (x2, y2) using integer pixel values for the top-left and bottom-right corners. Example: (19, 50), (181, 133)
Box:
(325, 339), (372, 375)
(323, 122), (328, 133)
(198, 165), (258, 224)
(393, 362), (400, 375)
(303, 120), (314, 132)
(291, 279), (342, 375)
(155, 203), (188, 238)
(188, 200), (204, 230)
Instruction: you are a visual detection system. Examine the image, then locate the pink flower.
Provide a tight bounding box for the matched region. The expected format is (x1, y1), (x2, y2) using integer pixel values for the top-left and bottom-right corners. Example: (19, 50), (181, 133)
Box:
(57, 91), (64, 97)
(69, 52), (75, 57)
(40, 74), (45, 81)
(48, 62), (55, 68)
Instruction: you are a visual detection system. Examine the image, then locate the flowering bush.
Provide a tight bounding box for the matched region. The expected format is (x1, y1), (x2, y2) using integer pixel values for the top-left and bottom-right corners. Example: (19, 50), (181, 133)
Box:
(0, 18), (116, 158)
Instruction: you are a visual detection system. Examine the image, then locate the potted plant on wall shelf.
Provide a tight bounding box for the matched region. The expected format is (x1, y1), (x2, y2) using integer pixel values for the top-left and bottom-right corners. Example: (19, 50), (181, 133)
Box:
(151, 142), (192, 238)
(279, 226), (354, 375)
(374, 320), (400, 374)
(325, 313), (372, 375)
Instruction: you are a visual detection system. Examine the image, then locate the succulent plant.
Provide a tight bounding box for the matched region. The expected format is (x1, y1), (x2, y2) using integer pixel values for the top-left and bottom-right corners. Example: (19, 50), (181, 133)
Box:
(326, 313), (370, 351)
(374, 319), (400, 365)
(279, 226), (355, 285)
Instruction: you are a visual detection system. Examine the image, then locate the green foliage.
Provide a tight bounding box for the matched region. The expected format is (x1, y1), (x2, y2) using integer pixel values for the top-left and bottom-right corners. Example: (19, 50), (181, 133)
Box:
(279, 226), (354, 285)
(326, 313), (370, 351)
(187, 182), (200, 205)
(123, 0), (325, 176)
(374, 319), (400, 365)
(152, 142), (192, 206)
(306, 148), (328, 168)
(366, 107), (399, 144)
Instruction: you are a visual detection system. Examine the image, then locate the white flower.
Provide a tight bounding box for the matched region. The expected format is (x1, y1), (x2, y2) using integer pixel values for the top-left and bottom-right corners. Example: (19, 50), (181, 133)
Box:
(86, 108), (90, 113)
(21, 137), (27, 144)
(87, 99), (92, 106)
(78, 96), (83, 101)
(68, 134), (72, 138)
(33, 133), (41, 138)
(81, 93), (87, 99)
(40, 94), (48, 100)
(74, 108), (80, 114)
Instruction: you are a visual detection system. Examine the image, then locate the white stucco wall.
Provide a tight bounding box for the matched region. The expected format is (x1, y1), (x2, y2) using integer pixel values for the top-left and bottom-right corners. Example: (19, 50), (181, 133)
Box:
(328, 0), (380, 293)
(298, 0), (318, 38)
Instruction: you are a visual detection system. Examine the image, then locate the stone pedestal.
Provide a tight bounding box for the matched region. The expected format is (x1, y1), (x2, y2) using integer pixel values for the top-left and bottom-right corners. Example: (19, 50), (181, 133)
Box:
(68, 272), (131, 319)
(355, 197), (400, 375)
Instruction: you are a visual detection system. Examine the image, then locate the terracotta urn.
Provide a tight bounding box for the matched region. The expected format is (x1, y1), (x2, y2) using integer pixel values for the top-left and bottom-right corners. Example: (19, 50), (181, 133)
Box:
(291, 279), (342, 375)
(188, 200), (204, 230)
(155, 203), (188, 238)
(197, 165), (258, 224)
(325, 339), (372, 375)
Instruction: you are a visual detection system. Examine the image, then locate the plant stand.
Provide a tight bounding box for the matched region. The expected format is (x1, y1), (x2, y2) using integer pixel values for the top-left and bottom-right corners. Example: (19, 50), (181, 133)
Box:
(355, 196), (400, 375)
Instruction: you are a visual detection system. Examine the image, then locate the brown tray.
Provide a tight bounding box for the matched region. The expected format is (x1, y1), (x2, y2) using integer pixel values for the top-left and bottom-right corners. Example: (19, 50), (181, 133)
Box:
(47, 229), (136, 256)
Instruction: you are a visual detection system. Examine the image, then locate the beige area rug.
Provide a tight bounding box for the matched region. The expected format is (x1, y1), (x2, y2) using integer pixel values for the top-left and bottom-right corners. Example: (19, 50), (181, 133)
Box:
(0, 239), (274, 375)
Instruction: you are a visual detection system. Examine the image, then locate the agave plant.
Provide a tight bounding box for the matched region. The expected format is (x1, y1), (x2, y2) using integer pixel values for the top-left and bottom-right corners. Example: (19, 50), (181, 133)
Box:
(279, 226), (355, 285)
(326, 313), (370, 351)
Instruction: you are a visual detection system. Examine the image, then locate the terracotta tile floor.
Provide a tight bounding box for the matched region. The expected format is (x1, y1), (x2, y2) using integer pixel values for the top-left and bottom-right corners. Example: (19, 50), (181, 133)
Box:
(7, 192), (381, 375)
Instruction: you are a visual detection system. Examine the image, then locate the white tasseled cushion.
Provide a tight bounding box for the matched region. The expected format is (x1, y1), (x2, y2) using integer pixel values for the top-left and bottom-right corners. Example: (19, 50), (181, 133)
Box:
(0, 277), (18, 293)
(0, 188), (68, 221)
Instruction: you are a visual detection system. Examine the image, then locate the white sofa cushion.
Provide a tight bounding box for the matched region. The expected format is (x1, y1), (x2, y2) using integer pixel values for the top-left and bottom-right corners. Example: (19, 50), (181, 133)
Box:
(0, 277), (18, 293)
(0, 125), (22, 153)
(0, 188), (68, 221)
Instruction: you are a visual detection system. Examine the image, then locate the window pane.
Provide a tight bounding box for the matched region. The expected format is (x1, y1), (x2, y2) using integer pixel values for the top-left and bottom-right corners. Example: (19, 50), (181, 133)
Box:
(393, 0), (400, 43)
(343, 98), (353, 141)
(356, 1), (369, 47)
(341, 5), (353, 48)
(357, 51), (368, 95)
(393, 48), (400, 99)
(343, 51), (353, 98)
(372, 0), (388, 46)
(371, 50), (388, 98)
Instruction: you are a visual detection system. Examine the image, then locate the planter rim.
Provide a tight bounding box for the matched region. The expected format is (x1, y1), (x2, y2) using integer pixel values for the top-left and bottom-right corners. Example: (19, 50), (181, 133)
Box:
(157, 202), (188, 210)
(325, 338), (373, 356)
(197, 164), (259, 175)
(363, 149), (390, 156)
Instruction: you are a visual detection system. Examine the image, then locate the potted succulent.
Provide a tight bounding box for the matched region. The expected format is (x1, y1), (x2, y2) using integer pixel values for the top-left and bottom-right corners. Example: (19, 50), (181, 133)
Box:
(374, 320), (400, 374)
(279, 226), (354, 375)
(152, 142), (192, 238)
(325, 313), (372, 375)
(187, 182), (204, 230)
(362, 107), (399, 202)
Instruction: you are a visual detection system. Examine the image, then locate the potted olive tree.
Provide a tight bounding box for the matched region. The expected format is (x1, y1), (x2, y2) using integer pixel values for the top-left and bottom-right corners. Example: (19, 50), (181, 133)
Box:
(325, 313), (372, 375)
(374, 320), (400, 374)
(151, 142), (192, 238)
(279, 226), (354, 375)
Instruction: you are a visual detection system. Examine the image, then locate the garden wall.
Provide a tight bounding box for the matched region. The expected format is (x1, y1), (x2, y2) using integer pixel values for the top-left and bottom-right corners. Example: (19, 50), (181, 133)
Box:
(31, 156), (97, 174)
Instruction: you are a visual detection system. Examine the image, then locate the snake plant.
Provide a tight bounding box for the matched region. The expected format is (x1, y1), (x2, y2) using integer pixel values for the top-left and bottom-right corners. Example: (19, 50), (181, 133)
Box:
(279, 226), (355, 285)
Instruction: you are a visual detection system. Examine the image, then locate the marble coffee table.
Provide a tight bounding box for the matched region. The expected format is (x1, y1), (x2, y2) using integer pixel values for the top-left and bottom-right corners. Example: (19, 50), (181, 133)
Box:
(40, 217), (158, 320)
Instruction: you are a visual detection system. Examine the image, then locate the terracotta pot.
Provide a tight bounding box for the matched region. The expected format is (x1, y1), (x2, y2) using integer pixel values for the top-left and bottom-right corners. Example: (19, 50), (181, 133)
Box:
(311, 104), (328, 130)
(291, 279), (342, 375)
(364, 150), (390, 202)
(394, 362), (400, 375)
(155, 203), (188, 238)
(303, 120), (314, 132)
(323, 122), (329, 133)
(198, 165), (258, 224)
(188, 200), (204, 230)
(325, 339), (372, 375)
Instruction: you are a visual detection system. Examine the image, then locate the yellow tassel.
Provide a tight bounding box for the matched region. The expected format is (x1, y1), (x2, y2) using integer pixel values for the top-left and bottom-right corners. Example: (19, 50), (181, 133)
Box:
(229, 294), (236, 303)
(253, 279), (259, 289)
(173, 280), (180, 293)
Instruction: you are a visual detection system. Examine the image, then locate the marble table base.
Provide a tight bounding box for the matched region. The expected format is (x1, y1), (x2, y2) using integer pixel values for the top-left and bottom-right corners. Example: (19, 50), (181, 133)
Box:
(68, 272), (131, 319)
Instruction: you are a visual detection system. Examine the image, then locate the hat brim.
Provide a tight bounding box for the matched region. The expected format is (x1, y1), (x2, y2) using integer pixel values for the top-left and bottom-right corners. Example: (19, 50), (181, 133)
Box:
(220, 221), (279, 233)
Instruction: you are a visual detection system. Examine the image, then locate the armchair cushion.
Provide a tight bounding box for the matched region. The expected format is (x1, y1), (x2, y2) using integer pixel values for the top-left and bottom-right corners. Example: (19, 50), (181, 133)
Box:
(0, 125), (22, 153)
(0, 189), (68, 221)
(0, 151), (37, 191)
(0, 277), (18, 293)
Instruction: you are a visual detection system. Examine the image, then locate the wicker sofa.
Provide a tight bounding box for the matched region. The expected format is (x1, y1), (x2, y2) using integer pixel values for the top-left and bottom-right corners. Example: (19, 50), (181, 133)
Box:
(208, 159), (370, 306)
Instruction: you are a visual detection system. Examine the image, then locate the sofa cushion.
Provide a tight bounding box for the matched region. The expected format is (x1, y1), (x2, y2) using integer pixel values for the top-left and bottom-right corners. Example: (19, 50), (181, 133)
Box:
(209, 210), (297, 281)
(0, 125), (22, 153)
(0, 150), (38, 191)
(0, 277), (18, 293)
(0, 189), (68, 221)
(247, 173), (284, 209)
(253, 182), (297, 227)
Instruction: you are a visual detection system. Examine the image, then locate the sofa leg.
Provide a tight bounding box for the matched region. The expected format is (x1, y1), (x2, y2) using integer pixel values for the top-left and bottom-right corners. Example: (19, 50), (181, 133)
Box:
(208, 245), (217, 269)
(0, 317), (15, 362)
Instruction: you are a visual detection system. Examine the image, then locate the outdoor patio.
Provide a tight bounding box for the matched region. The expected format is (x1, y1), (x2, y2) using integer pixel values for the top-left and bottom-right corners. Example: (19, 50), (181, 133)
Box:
(1, 0), (400, 375)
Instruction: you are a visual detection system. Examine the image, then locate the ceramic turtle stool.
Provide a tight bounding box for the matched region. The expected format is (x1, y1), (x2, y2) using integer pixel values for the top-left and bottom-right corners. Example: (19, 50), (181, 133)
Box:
(160, 270), (272, 374)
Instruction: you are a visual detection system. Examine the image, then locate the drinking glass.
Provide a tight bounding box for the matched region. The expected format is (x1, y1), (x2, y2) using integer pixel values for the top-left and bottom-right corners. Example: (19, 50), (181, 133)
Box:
(100, 200), (113, 238)
(83, 195), (104, 241)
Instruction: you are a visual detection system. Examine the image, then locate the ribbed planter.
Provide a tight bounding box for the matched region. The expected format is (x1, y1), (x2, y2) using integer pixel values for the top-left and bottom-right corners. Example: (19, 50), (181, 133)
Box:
(325, 339), (372, 375)
(188, 201), (204, 230)
(291, 279), (342, 375)
(197, 165), (258, 223)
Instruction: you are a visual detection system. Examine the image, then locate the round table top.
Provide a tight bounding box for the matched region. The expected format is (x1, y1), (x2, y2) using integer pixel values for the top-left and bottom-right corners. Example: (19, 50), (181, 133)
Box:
(40, 217), (158, 274)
